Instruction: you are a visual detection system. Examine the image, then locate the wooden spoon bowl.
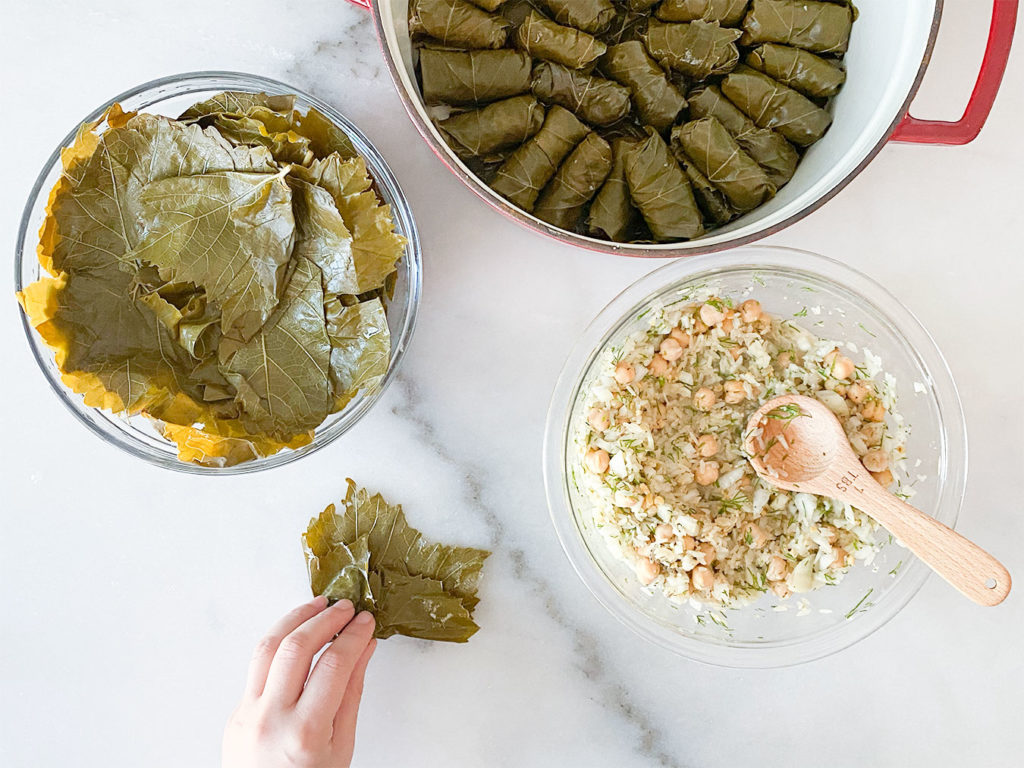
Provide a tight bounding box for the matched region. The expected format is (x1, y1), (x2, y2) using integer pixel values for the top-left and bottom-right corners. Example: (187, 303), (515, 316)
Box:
(744, 394), (1011, 607)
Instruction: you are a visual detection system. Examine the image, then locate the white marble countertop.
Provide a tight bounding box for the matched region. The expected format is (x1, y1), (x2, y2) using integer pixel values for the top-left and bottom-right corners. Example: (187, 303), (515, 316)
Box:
(2, 2), (1022, 766)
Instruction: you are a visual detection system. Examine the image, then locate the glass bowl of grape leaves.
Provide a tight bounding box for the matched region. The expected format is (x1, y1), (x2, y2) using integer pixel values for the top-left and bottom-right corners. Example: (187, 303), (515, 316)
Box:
(15, 71), (421, 474)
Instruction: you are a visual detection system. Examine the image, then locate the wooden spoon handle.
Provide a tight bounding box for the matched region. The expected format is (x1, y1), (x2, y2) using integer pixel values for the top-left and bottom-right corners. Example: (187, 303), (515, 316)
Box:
(842, 477), (1011, 606)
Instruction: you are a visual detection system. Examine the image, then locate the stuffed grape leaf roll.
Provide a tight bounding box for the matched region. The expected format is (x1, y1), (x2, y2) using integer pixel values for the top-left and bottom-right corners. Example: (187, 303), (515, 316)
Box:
(656, 0), (749, 26)
(420, 49), (533, 105)
(601, 41), (687, 132)
(532, 61), (632, 127)
(588, 137), (638, 241)
(537, 0), (616, 34)
(740, 0), (853, 54)
(721, 65), (832, 146)
(490, 105), (590, 211)
(746, 43), (845, 98)
(534, 133), (613, 229)
(623, 127), (704, 240)
(688, 85), (798, 186)
(410, 0), (511, 49)
(465, 0), (507, 10)
(680, 158), (736, 226)
(643, 20), (742, 81)
(673, 117), (775, 212)
(515, 10), (607, 69)
(438, 95), (546, 157)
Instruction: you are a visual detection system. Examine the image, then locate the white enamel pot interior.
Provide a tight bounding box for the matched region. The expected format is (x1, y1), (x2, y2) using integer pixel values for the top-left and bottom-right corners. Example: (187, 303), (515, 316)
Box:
(364, 0), (1000, 257)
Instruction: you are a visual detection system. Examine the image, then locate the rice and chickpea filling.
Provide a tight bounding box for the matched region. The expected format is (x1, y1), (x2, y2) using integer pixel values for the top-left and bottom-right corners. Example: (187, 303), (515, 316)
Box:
(577, 296), (909, 608)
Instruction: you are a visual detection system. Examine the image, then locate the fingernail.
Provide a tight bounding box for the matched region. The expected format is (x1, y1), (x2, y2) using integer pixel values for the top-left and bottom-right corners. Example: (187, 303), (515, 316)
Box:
(334, 599), (354, 611)
(354, 611), (375, 626)
(311, 595), (328, 607)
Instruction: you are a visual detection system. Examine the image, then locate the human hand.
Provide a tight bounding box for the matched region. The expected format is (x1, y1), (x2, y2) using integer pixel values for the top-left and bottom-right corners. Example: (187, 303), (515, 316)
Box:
(223, 596), (377, 768)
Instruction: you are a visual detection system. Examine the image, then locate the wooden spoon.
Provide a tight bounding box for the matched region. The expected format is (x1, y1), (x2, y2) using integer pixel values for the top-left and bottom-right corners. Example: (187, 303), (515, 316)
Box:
(743, 394), (1010, 606)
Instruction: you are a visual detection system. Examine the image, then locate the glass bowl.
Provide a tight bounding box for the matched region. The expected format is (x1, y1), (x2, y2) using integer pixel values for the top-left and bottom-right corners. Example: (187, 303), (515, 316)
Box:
(543, 247), (967, 667)
(14, 71), (422, 474)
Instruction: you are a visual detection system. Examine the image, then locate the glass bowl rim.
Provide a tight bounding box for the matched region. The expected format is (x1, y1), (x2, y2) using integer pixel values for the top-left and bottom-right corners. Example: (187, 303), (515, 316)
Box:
(542, 245), (968, 668)
(14, 70), (422, 475)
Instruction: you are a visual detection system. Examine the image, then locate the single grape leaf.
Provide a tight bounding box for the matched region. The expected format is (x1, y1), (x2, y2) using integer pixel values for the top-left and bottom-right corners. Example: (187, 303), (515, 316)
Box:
(324, 297), (391, 404)
(291, 155), (405, 294)
(220, 257), (333, 441)
(179, 91), (297, 121)
(123, 167), (296, 344)
(289, 177), (357, 295)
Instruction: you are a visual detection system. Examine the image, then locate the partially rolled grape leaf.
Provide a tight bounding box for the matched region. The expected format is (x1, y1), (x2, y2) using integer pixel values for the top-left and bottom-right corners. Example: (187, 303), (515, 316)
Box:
(624, 127), (704, 241)
(673, 117), (775, 212)
(689, 85), (799, 186)
(419, 48), (533, 105)
(533, 132), (613, 231)
(746, 43), (846, 98)
(491, 105), (590, 211)
(740, 0), (853, 54)
(656, 0), (749, 25)
(537, 0), (616, 34)
(437, 95), (545, 157)
(515, 10), (607, 69)
(410, 0), (511, 49)
(221, 257), (333, 441)
(303, 480), (490, 642)
(721, 64), (832, 146)
(587, 137), (638, 241)
(601, 40), (687, 132)
(531, 62), (632, 127)
(643, 19), (742, 80)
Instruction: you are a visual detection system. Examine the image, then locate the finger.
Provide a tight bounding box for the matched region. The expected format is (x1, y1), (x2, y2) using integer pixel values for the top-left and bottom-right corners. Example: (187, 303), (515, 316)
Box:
(298, 612), (376, 724)
(332, 634), (376, 754)
(262, 599), (356, 706)
(245, 596), (328, 698)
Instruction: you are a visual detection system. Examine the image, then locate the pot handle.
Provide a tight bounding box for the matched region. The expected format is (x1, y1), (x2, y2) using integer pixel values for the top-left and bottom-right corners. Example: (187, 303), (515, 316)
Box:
(891, 0), (1018, 145)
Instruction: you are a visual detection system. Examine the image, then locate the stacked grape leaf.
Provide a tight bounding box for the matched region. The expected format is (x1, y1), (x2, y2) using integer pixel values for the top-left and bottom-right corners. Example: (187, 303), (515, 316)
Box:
(303, 480), (491, 642)
(411, 0), (854, 243)
(18, 93), (405, 467)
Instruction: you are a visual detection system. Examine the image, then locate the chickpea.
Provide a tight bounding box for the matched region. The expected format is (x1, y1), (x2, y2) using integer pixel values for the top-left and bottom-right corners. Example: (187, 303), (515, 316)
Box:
(862, 448), (888, 473)
(586, 407), (610, 432)
(642, 494), (656, 510)
(696, 433), (719, 458)
(871, 469), (894, 487)
(691, 565), (715, 592)
(648, 354), (668, 376)
(699, 302), (726, 326)
(654, 523), (674, 543)
(724, 380), (747, 404)
(740, 299), (763, 324)
(847, 380), (873, 404)
(636, 556), (660, 586)
(697, 541), (716, 566)
(721, 312), (734, 334)
(832, 547), (849, 569)
(585, 448), (610, 474)
(669, 328), (691, 348)
(771, 581), (791, 599)
(743, 522), (768, 549)
(693, 317), (709, 334)
(614, 362), (635, 385)
(729, 347), (742, 361)
(767, 556), (788, 582)
(776, 351), (793, 369)
(859, 422), (885, 447)
(659, 337), (684, 362)
(823, 348), (855, 380)
(694, 460), (720, 486)
(693, 386), (717, 411)
(680, 535), (697, 552)
(861, 399), (886, 422)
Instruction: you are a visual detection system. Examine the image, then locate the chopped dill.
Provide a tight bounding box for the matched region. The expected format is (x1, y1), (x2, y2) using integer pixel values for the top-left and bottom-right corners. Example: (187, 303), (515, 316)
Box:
(888, 560), (903, 576)
(793, 307), (809, 317)
(845, 588), (874, 619)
